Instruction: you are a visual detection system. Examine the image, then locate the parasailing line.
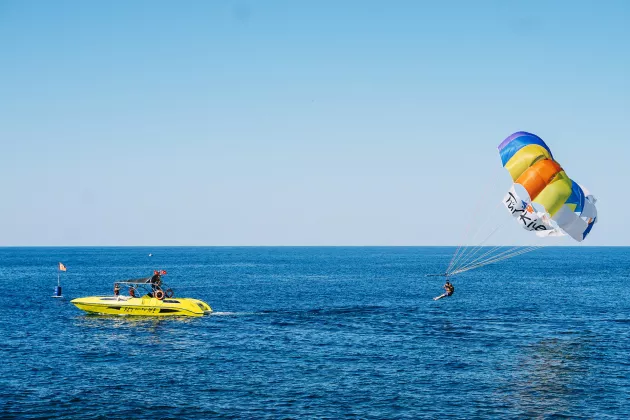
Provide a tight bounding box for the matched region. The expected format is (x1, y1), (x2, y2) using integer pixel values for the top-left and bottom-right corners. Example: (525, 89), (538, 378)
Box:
(449, 245), (545, 276)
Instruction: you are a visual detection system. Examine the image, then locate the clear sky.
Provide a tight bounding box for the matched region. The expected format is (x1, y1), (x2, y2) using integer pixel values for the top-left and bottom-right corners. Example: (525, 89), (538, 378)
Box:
(0, 0), (628, 246)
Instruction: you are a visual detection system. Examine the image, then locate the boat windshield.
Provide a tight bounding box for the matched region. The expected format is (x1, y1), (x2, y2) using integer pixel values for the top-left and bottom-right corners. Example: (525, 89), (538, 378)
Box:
(116, 277), (152, 285)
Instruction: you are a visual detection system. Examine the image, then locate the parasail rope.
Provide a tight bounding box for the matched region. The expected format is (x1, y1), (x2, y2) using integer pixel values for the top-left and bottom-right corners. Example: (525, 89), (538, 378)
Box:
(449, 214), (511, 274)
(449, 246), (540, 276)
(449, 245), (545, 275)
(450, 246), (543, 275)
(446, 186), (504, 275)
(449, 244), (524, 275)
(446, 208), (483, 275)
(447, 199), (508, 274)
(448, 244), (519, 275)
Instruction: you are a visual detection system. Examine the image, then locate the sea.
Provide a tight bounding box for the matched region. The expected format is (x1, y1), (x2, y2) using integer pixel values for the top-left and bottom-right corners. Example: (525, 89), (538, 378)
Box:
(0, 246), (628, 419)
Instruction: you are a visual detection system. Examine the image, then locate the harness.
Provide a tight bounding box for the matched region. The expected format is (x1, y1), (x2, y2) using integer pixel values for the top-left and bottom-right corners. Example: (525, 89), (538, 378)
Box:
(446, 284), (454, 295)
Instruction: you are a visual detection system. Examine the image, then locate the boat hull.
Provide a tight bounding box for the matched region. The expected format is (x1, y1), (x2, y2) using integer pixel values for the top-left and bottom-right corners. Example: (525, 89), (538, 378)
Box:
(71, 295), (212, 317)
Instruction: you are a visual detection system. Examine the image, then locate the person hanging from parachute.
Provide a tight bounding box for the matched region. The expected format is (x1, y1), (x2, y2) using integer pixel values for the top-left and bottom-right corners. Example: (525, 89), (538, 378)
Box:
(431, 131), (598, 300)
(433, 280), (454, 301)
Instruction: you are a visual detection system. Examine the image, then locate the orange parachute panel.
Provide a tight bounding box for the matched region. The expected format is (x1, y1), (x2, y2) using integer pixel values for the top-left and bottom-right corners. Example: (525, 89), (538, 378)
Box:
(515, 159), (563, 201)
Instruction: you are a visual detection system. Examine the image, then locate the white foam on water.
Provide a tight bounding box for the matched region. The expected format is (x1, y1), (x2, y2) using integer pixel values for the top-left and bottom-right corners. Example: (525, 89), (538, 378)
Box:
(209, 311), (257, 316)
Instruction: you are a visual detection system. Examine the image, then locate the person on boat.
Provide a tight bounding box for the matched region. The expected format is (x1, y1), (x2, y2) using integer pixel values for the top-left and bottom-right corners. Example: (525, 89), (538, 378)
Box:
(150, 272), (162, 286)
(149, 272), (162, 298)
(114, 283), (120, 296)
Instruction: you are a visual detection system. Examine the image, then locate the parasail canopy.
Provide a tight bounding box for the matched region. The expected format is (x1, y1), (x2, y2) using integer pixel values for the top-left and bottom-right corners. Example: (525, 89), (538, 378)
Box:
(498, 131), (597, 242)
(442, 131), (599, 278)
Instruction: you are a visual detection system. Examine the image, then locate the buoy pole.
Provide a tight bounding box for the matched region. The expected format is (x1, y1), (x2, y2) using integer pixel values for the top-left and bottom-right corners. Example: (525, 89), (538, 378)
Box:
(53, 263), (64, 298)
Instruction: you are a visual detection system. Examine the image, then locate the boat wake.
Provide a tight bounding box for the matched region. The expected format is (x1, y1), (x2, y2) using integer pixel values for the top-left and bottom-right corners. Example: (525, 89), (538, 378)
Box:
(209, 311), (257, 316)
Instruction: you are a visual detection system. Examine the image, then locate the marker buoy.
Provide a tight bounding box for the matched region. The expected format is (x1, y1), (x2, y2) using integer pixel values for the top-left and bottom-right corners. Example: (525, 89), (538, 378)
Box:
(53, 262), (66, 298)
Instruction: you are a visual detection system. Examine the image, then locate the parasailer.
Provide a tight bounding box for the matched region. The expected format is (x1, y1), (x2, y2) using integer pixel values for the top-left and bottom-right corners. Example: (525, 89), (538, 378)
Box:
(433, 280), (455, 301)
(434, 131), (598, 298)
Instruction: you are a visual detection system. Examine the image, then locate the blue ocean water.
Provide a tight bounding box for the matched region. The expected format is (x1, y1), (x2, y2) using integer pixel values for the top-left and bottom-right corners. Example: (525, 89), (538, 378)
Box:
(0, 247), (629, 419)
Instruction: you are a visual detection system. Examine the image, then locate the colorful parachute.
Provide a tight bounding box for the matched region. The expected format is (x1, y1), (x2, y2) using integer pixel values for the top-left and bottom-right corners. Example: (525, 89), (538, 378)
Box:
(441, 131), (598, 277)
(498, 132), (597, 242)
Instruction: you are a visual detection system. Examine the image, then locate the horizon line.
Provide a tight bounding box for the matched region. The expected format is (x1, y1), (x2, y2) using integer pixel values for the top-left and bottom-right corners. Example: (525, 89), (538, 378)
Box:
(0, 245), (624, 248)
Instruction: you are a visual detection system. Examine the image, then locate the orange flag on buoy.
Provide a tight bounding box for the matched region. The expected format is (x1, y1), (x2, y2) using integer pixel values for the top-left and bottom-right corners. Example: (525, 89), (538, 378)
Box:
(59, 262), (67, 272)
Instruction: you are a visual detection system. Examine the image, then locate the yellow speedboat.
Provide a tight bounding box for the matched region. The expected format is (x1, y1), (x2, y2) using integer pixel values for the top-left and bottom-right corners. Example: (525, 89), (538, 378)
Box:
(71, 271), (212, 317)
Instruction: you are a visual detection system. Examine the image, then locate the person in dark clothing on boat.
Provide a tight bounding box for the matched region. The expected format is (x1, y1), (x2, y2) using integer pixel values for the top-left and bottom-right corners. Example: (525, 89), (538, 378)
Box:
(149, 272), (162, 297)
(150, 273), (161, 285)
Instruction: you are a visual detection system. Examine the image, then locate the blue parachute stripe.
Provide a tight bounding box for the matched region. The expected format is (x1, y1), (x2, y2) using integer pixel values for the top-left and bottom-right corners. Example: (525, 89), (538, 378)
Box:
(582, 217), (596, 240)
(499, 132), (554, 167)
(565, 181), (585, 214)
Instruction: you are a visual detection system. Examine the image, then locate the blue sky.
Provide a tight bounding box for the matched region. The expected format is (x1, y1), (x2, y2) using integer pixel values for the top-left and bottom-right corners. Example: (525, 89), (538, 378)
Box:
(0, 0), (628, 246)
